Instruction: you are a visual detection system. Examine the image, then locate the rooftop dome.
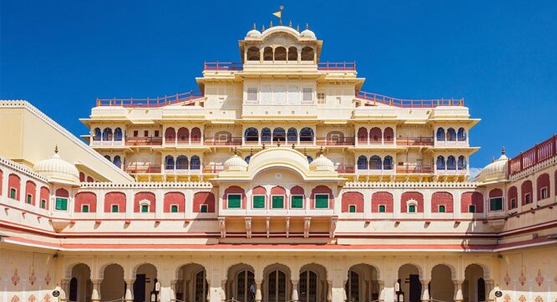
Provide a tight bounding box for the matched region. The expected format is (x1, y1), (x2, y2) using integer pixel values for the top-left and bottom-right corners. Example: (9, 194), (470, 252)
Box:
(475, 147), (509, 183)
(309, 154), (334, 172)
(300, 28), (316, 39)
(223, 154), (248, 172)
(33, 147), (80, 186)
(246, 28), (262, 39)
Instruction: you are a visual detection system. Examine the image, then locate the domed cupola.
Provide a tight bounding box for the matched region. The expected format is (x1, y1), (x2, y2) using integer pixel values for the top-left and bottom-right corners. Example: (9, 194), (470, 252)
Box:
(246, 24), (262, 39)
(475, 147), (509, 184)
(223, 152), (249, 172)
(33, 146), (80, 186)
(309, 153), (334, 172)
(300, 24), (316, 39)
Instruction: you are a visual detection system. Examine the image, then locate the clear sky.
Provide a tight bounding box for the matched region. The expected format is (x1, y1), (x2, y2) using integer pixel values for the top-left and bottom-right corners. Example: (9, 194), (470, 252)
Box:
(1, 0), (556, 172)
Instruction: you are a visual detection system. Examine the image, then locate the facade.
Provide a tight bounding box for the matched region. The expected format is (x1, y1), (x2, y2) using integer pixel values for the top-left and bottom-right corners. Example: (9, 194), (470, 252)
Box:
(1, 24), (556, 302)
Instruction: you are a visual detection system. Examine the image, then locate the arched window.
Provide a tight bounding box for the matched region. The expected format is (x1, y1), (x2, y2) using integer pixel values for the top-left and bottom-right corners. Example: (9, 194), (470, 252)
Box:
(436, 128), (445, 141)
(247, 47), (260, 61)
(165, 127), (176, 141)
(287, 128), (298, 142)
(93, 128), (101, 141)
(190, 155), (201, 170)
(357, 155), (368, 170)
(301, 47), (314, 61)
(194, 270), (208, 302)
(357, 127), (367, 143)
(345, 270), (360, 302)
(299, 270), (318, 302)
(263, 47), (273, 61)
(300, 127), (314, 142)
(369, 127), (382, 143)
(447, 156), (456, 170)
(273, 127), (286, 142)
(478, 278), (486, 302)
(177, 127), (189, 143)
(244, 127), (259, 142)
(384, 127), (394, 143)
(458, 156), (467, 170)
(114, 128), (123, 141)
(236, 270), (255, 302)
(447, 128), (457, 141)
(370, 155), (382, 170)
(307, 156), (313, 163)
(165, 155), (175, 170)
(288, 47), (298, 61)
(437, 156), (446, 170)
(102, 128), (112, 141)
(261, 128), (271, 142)
(384, 155), (393, 170)
(104, 155), (111, 161)
(191, 127), (201, 142)
(274, 47), (287, 61)
(267, 270), (287, 302)
(113, 156), (122, 168)
(457, 128), (467, 141)
(176, 155), (188, 170)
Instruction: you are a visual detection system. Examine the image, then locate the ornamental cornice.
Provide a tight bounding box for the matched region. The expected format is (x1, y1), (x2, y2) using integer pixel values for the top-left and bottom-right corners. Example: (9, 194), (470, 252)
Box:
(509, 156), (557, 182)
(0, 156), (48, 182)
(344, 181), (478, 189)
(79, 182), (213, 189)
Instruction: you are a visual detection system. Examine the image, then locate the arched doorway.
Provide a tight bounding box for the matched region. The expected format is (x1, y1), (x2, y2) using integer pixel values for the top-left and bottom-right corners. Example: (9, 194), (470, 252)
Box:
(69, 264), (92, 302)
(227, 264), (255, 302)
(101, 264), (125, 302)
(463, 264), (486, 302)
(176, 263), (208, 302)
(430, 265), (454, 302)
(264, 264), (291, 302)
(397, 264), (421, 302)
(299, 263), (327, 302)
(134, 263), (158, 302)
(346, 264), (379, 302)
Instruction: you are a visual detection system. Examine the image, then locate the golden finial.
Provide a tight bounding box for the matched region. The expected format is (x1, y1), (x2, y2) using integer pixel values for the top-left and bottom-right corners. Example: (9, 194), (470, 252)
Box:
(253, 23), (256, 30)
(277, 140), (281, 147)
(289, 20), (292, 27)
(492, 156), (495, 163)
(233, 147), (238, 155)
(296, 25), (300, 32)
(292, 143), (296, 149)
(54, 145), (59, 154)
(262, 25), (265, 31)
(306, 23), (309, 30)
(318, 146), (324, 156)
(270, 21), (273, 27)
(303, 148), (307, 155)
(250, 148), (254, 156)
(262, 143), (266, 150)
(501, 146), (506, 155)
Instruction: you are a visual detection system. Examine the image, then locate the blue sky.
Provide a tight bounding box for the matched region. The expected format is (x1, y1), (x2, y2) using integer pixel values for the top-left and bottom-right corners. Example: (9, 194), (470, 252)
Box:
(1, 0), (556, 171)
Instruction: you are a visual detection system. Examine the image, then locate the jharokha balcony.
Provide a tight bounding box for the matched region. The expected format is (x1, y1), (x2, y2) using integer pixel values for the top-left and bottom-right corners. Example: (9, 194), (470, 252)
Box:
(509, 134), (557, 176)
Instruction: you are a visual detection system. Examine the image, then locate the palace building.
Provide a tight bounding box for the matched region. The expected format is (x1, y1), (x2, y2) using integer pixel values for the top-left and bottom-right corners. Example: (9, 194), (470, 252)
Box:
(1, 24), (556, 302)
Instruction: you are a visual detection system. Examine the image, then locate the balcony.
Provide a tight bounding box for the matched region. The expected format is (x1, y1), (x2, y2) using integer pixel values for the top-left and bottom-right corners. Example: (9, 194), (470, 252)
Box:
(509, 134), (557, 175)
(397, 137), (434, 146)
(202, 61), (356, 71)
(204, 137), (243, 146)
(316, 137), (355, 146)
(435, 140), (468, 147)
(396, 164), (433, 174)
(203, 163), (225, 174)
(126, 136), (163, 146)
(204, 62), (244, 71)
(91, 140), (125, 147)
(356, 91), (464, 108)
(125, 163), (161, 174)
(164, 138), (203, 146)
(96, 91), (203, 108)
(317, 62), (356, 71)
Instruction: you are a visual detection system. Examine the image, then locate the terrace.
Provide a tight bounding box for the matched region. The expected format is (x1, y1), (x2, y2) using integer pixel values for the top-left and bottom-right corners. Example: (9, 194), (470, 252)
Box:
(508, 134), (557, 176)
(356, 91), (464, 109)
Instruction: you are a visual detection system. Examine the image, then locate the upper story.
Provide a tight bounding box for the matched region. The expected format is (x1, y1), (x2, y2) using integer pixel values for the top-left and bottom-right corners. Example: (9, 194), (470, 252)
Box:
(81, 25), (479, 182)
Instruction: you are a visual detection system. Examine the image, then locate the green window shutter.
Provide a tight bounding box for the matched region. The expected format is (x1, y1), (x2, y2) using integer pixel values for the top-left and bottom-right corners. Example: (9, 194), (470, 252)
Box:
(439, 205), (446, 213)
(349, 205), (356, 213)
(228, 194), (242, 209)
(82, 205), (89, 213)
(141, 205), (149, 213)
(315, 194), (329, 209)
(55, 198), (67, 211)
(379, 205), (386, 213)
(253, 196), (265, 208)
(272, 196), (284, 209)
(291, 196), (304, 208)
(408, 205), (416, 213)
(41, 200), (46, 209)
(27, 194), (32, 204)
(468, 205), (475, 213)
(490, 198), (503, 211)
(112, 205), (119, 212)
(171, 205), (178, 213)
(10, 188), (16, 199)
(200, 205), (208, 213)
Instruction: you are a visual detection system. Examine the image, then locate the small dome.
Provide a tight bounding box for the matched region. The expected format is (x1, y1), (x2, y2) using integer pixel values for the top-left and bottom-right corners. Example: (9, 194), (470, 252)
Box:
(223, 154), (248, 172)
(309, 154), (334, 172)
(300, 29), (316, 39)
(33, 150), (80, 186)
(246, 29), (262, 39)
(475, 148), (508, 183)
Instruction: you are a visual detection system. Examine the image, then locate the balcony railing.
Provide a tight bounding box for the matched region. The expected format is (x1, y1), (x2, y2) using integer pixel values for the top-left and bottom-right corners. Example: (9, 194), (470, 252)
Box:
(203, 164), (224, 174)
(96, 91), (203, 108)
(357, 91), (464, 108)
(336, 164), (355, 174)
(164, 138), (203, 145)
(316, 137), (355, 146)
(204, 137), (243, 146)
(396, 164), (433, 174)
(397, 137), (434, 146)
(125, 163), (161, 174)
(91, 140), (125, 146)
(126, 137), (163, 146)
(317, 62), (356, 70)
(509, 134), (557, 176)
(204, 62), (244, 71)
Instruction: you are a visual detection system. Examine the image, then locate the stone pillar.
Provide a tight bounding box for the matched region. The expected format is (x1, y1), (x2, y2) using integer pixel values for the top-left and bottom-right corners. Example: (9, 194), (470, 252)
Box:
(91, 279), (102, 302)
(454, 280), (463, 302)
(327, 280), (332, 302)
(170, 280), (177, 302)
(124, 279), (134, 302)
(420, 280), (430, 302)
(291, 279), (299, 302)
(255, 280), (262, 302)
(221, 280), (227, 302)
(378, 281), (385, 302)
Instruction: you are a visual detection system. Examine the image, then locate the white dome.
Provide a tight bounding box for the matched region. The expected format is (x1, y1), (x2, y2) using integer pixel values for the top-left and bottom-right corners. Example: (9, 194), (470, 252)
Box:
(246, 29), (262, 39)
(300, 29), (316, 39)
(223, 154), (248, 172)
(33, 151), (80, 186)
(475, 149), (508, 183)
(309, 154), (334, 172)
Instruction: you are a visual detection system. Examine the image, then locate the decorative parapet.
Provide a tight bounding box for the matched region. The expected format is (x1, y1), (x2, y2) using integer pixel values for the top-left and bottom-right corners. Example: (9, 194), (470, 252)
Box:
(79, 181), (213, 189)
(509, 155), (557, 182)
(344, 181), (478, 189)
(0, 156), (48, 182)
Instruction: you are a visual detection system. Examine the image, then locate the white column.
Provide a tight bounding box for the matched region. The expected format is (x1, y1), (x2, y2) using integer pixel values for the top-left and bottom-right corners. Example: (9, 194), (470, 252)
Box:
(378, 281), (385, 302)
(255, 280), (262, 302)
(454, 280), (463, 302)
(420, 279), (430, 302)
(91, 279), (101, 302)
(170, 280), (177, 302)
(291, 279), (299, 302)
(125, 279), (134, 302)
